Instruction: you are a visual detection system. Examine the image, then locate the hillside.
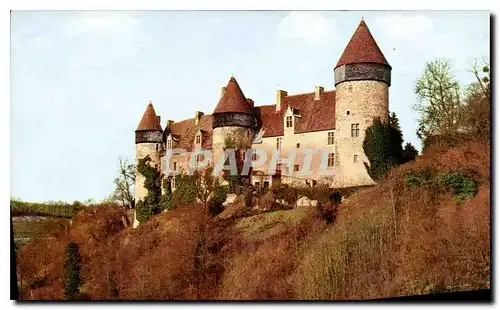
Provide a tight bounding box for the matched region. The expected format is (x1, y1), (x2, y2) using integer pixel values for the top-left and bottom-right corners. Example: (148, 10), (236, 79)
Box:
(15, 141), (490, 300)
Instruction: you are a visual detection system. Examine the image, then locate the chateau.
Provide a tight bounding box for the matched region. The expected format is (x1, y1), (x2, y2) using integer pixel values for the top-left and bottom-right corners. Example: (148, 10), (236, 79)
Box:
(134, 19), (391, 222)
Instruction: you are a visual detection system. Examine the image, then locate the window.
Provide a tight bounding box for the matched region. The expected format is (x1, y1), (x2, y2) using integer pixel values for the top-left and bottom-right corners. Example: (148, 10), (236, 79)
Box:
(351, 123), (360, 137)
(354, 155), (358, 163)
(276, 137), (283, 150)
(172, 177), (176, 188)
(255, 182), (260, 188)
(195, 134), (201, 144)
(328, 132), (335, 145)
(195, 154), (204, 166)
(286, 116), (293, 128)
(173, 161), (177, 171)
(294, 165), (300, 172)
(251, 149), (257, 161)
(347, 110), (350, 115)
(167, 139), (172, 150)
(328, 153), (335, 167)
(276, 164), (282, 172)
(156, 144), (159, 151)
(296, 143), (300, 148)
(155, 164), (159, 170)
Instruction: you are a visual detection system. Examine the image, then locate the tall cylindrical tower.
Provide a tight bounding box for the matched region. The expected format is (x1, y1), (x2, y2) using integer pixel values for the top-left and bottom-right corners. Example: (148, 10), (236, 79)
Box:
(134, 102), (163, 228)
(212, 77), (257, 152)
(333, 19), (391, 187)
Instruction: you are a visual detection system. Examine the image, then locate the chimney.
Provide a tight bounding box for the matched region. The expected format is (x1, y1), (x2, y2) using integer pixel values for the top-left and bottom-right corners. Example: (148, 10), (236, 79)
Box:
(247, 98), (254, 108)
(276, 90), (288, 111)
(314, 86), (324, 100)
(220, 87), (227, 98)
(194, 111), (204, 125)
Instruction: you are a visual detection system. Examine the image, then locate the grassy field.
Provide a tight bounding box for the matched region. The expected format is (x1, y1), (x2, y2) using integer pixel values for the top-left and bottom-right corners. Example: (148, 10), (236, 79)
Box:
(13, 216), (69, 240)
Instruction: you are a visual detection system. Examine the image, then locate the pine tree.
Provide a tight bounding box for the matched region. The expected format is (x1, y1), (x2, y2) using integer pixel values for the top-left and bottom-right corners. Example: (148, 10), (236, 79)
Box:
(64, 241), (81, 300)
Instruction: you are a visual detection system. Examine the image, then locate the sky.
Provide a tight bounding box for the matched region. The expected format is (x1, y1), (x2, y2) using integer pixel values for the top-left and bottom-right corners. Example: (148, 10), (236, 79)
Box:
(10, 10), (490, 203)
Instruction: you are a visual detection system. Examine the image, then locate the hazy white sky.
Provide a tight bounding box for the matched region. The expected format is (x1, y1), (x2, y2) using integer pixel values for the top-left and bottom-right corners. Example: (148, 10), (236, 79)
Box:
(10, 10), (489, 202)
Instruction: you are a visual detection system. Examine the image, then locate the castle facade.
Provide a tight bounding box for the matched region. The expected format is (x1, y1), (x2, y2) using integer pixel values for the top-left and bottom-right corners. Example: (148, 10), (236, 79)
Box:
(134, 19), (391, 225)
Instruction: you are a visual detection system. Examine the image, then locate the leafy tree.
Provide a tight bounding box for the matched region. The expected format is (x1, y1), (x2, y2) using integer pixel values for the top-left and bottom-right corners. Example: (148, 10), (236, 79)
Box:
(414, 59), (463, 141)
(64, 241), (81, 300)
(135, 156), (162, 223)
(363, 118), (394, 181)
(363, 112), (414, 180)
(110, 158), (136, 209)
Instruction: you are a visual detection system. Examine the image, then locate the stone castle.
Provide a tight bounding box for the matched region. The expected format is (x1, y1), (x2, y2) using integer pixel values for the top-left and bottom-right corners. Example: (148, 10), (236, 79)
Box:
(134, 19), (391, 223)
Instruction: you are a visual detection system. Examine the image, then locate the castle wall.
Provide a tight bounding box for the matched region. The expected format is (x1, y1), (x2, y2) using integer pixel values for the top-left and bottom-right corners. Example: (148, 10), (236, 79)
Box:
(333, 80), (389, 188)
(135, 143), (162, 202)
(250, 128), (338, 187)
(212, 126), (255, 150)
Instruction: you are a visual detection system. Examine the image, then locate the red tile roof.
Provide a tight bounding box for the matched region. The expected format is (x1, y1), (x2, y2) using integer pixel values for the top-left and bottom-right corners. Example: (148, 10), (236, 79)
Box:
(255, 90), (336, 138)
(165, 90), (336, 146)
(213, 77), (255, 115)
(168, 114), (213, 151)
(335, 20), (390, 68)
(136, 103), (163, 131)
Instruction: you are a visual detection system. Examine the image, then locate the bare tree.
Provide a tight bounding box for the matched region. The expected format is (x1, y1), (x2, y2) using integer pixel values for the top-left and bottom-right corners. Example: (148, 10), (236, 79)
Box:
(195, 167), (217, 212)
(111, 158), (136, 209)
(414, 59), (464, 140)
(462, 59), (490, 138)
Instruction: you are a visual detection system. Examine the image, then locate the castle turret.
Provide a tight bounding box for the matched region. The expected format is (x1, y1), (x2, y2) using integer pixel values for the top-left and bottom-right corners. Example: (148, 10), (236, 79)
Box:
(333, 19), (391, 187)
(212, 76), (257, 151)
(134, 102), (163, 228)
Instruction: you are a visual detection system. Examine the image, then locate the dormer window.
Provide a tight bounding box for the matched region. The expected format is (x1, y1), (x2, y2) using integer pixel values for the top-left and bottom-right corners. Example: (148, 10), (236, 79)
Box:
(286, 116), (293, 128)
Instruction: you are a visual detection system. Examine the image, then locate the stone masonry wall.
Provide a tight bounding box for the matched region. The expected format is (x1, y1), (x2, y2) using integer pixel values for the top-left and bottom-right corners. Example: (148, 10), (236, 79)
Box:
(134, 142), (162, 227)
(333, 80), (389, 188)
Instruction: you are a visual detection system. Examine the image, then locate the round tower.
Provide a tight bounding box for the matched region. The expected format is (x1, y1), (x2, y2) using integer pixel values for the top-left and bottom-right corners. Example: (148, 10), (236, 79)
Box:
(134, 102), (163, 228)
(333, 19), (391, 187)
(212, 76), (257, 152)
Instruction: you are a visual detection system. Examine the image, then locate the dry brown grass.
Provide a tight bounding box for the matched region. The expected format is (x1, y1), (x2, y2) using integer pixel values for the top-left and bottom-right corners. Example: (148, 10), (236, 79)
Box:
(16, 141), (490, 300)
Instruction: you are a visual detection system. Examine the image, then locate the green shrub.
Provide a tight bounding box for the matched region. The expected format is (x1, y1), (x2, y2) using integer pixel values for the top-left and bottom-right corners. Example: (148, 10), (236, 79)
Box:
(172, 174), (197, 206)
(212, 185), (228, 207)
(64, 241), (82, 300)
(159, 193), (173, 211)
(283, 187), (298, 205)
(438, 172), (477, 203)
(405, 169), (478, 204)
(208, 185), (228, 217)
(404, 169), (434, 188)
(30, 277), (49, 289)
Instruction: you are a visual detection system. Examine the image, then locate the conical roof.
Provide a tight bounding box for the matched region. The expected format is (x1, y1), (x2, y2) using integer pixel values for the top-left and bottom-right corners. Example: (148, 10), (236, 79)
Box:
(335, 19), (390, 68)
(213, 77), (255, 115)
(136, 103), (163, 131)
